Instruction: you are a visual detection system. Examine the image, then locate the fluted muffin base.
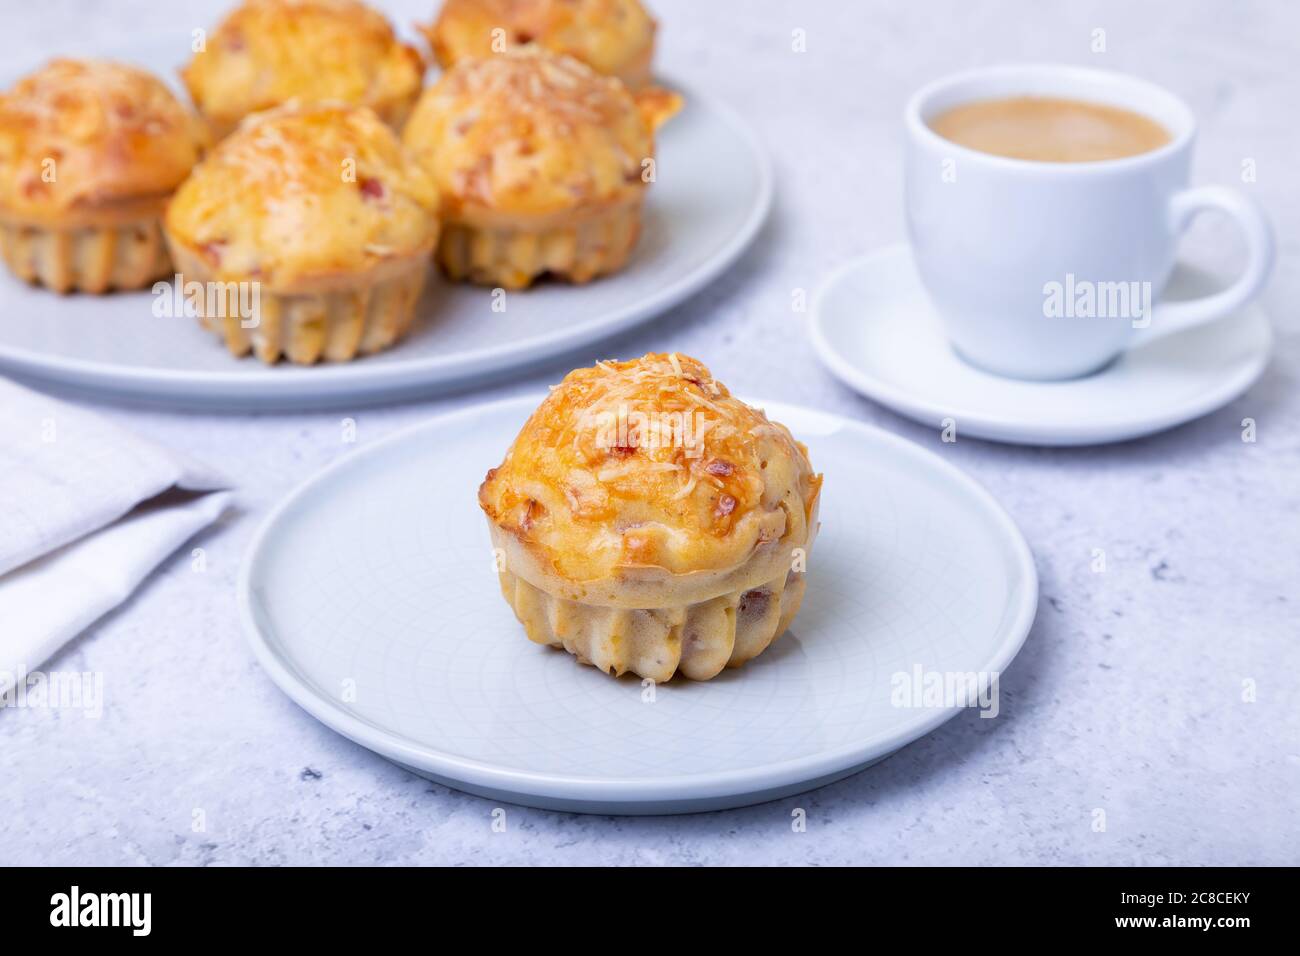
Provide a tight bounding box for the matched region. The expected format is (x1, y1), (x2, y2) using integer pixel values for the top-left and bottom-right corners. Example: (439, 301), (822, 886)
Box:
(0, 217), (172, 294)
(438, 201), (643, 290)
(168, 244), (430, 365)
(495, 565), (809, 682)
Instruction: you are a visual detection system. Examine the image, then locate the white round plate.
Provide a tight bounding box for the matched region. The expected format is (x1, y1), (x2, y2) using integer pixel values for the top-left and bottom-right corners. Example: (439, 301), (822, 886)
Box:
(811, 244), (1273, 446)
(239, 395), (1038, 814)
(0, 44), (770, 409)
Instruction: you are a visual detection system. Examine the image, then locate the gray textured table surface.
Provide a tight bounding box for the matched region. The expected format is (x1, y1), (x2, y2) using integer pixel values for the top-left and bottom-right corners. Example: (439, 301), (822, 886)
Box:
(2, 0), (1297, 866)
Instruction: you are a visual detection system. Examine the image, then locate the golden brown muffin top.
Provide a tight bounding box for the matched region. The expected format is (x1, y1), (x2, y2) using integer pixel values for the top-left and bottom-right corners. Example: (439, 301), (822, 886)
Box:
(402, 47), (679, 218)
(480, 354), (823, 582)
(423, 0), (655, 83)
(164, 103), (438, 288)
(182, 0), (424, 127)
(0, 59), (205, 221)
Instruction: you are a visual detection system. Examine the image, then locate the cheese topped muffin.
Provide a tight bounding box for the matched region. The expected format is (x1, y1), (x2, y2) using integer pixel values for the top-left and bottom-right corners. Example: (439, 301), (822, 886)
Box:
(182, 0), (425, 140)
(423, 0), (657, 88)
(403, 47), (679, 288)
(164, 103), (439, 364)
(0, 59), (206, 292)
(480, 353), (823, 681)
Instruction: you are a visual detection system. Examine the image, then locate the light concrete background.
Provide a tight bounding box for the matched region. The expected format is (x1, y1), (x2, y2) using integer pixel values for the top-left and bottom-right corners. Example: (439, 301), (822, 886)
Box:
(1, 0), (1297, 865)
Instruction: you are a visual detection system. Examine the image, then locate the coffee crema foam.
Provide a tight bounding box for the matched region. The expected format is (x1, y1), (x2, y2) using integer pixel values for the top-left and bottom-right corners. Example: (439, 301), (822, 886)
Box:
(928, 95), (1171, 162)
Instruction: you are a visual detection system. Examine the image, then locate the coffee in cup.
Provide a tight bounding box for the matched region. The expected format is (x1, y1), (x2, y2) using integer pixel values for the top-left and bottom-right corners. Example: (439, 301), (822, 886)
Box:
(904, 65), (1274, 380)
(928, 95), (1170, 163)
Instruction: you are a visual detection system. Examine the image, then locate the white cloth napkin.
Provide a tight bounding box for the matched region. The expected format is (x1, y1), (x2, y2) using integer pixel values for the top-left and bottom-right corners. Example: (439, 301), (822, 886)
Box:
(0, 379), (232, 693)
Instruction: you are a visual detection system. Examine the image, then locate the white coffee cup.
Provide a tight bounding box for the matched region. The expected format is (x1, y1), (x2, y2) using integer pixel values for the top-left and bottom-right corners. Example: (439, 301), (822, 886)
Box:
(904, 64), (1275, 380)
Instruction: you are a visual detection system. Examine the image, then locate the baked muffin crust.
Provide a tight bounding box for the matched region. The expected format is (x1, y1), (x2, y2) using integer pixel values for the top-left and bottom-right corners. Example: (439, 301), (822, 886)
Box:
(423, 0), (657, 87)
(182, 0), (424, 138)
(165, 103), (438, 290)
(404, 47), (677, 220)
(0, 59), (205, 226)
(481, 353), (821, 590)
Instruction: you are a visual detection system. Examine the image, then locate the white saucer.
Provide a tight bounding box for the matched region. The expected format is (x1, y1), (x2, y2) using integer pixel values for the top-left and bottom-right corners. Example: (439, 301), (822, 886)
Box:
(0, 40), (770, 410)
(811, 244), (1273, 446)
(239, 396), (1037, 814)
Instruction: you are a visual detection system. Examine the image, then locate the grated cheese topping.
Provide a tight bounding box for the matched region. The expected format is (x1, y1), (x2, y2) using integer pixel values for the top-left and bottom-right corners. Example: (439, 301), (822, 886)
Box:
(401, 46), (680, 217)
(0, 59), (206, 215)
(164, 102), (438, 286)
(181, 0), (423, 124)
(479, 353), (823, 581)
(424, 0), (656, 82)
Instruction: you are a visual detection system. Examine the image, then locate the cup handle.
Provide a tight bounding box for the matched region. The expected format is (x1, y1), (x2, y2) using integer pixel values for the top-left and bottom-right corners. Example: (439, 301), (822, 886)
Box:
(1136, 186), (1275, 344)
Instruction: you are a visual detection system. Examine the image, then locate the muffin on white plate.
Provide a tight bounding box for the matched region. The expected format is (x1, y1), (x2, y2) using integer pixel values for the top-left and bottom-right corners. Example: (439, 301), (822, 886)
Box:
(479, 353), (823, 681)
(0, 59), (206, 293)
(164, 103), (439, 364)
(402, 46), (680, 289)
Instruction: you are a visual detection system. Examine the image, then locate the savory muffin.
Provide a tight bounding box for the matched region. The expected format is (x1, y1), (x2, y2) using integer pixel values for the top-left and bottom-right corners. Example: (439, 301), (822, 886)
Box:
(182, 0), (425, 140)
(0, 59), (206, 293)
(422, 0), (658, 88)
(480, 353), (823, 681)
(164, 103), (439, 364)
(402, 47), (679, 289)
